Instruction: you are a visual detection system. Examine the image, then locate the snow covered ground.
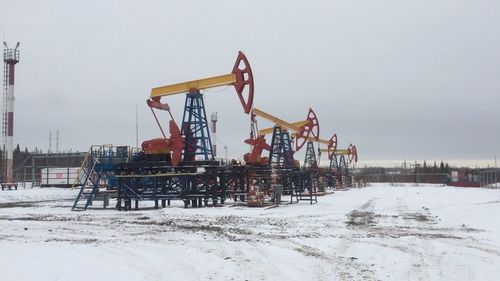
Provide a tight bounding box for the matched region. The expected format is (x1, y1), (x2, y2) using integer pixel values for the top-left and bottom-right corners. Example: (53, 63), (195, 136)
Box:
(1, 184), (500, 281)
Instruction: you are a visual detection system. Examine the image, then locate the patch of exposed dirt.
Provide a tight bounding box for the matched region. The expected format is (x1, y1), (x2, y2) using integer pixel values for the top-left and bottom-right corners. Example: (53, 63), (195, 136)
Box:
(0, 199), (73, 209)
(345, 210), (377, 227)
(343, 205), (471, 241)
(294, 245), (329, 260)
(44, 237), (99, 244)
(401, 212), (431, 222)
(0, 214), (93, 222)
(0, 202), (36, 208)
(176, 223), (224, 233)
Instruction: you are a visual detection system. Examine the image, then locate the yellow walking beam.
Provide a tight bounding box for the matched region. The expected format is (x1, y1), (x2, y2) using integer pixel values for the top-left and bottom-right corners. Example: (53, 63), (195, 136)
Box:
(251, 108), (303, 132)
(151, 73), (236, 99)
(258, 120), (309, 135)
(319, 148), (349, 155)
(258, 115), (328, 144)
(260, 124), (331, 146)
(298, 136), (331, 145)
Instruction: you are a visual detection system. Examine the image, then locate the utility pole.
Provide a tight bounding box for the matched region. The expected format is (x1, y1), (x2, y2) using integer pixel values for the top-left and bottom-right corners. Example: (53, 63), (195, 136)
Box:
(224, 145), (228, 163)
(48, 130), (52, 153)
(495, 155), (498, 188)
(135, 104), (139, 147)
(415, 160), (419, 186)
(56, 129), (59, 153)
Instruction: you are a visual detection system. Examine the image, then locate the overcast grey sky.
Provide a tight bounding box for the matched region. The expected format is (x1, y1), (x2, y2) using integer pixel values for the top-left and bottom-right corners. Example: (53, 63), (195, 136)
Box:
(1, 0), (499, 163)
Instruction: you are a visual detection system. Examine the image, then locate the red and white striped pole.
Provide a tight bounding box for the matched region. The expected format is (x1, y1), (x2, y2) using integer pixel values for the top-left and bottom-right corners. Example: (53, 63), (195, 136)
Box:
(2, 42), (20, 188)
(210, 112), (217, 158)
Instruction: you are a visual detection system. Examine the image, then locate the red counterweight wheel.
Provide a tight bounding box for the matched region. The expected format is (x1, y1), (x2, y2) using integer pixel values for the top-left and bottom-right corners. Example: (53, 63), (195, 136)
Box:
(232, 51), (254, 114)
(348, 144), (358, 164)
(295, 108), (320, 151)
(327, 133), (338, 159)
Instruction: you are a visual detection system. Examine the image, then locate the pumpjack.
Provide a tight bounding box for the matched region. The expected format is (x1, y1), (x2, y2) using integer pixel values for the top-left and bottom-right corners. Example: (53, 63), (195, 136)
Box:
(239, 108), (327, 204)
(320, 143), (358, 187)
(115, 51), (254, 210)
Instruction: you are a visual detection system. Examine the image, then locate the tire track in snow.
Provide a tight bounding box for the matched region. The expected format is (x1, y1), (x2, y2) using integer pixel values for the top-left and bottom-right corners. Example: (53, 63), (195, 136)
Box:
(333, 198), (378, 280)
(396, 196), (431, 281)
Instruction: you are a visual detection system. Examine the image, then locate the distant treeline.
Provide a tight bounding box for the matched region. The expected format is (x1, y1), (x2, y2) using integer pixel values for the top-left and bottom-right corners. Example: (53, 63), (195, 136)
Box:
(0, 145), (85, 179)
(0, 144), (32, 172)
(359, 160), (479, 175)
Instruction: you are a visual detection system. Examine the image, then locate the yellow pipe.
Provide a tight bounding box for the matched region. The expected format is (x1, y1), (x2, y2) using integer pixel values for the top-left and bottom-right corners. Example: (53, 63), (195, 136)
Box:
(115, 172), (198, 178)
(151, 73), (236, 98)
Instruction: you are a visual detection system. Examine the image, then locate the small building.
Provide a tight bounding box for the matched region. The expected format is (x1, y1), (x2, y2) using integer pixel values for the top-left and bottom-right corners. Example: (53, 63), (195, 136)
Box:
(40, 167), (79, 187)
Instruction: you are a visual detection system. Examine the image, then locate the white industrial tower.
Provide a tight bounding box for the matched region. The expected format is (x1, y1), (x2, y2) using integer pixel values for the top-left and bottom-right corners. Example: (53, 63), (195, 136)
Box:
(1, 42), (20, 190)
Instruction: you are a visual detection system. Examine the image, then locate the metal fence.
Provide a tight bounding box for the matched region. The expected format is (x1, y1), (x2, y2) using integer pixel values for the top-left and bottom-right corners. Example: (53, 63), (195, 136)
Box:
(355, 173), (450, 185)
(478, 169), (499, 188)
(12, 152), (86, 188)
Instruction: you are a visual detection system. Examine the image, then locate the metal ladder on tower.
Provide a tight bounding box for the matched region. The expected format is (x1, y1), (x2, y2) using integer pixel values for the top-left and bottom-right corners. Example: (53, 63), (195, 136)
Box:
(1, 61), (8, 178)
(71, 145), (105, 211)
(291, 170), (318, 205)
(296, 140), (318, 204)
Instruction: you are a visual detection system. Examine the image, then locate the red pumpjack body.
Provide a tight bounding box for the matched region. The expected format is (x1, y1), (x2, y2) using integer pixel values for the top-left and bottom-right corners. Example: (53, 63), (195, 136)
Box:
(142, 98), (183, 166)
